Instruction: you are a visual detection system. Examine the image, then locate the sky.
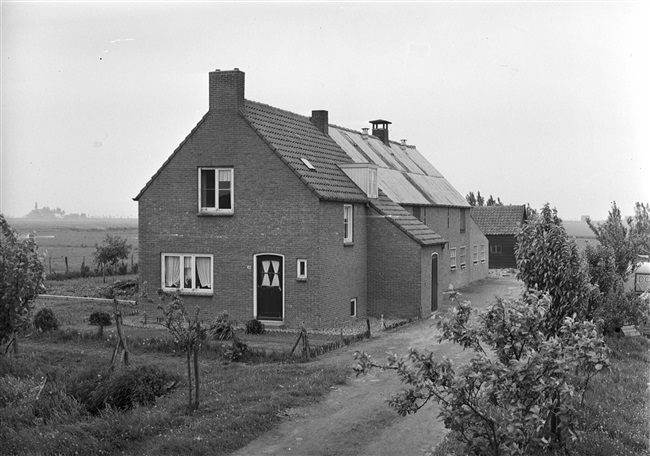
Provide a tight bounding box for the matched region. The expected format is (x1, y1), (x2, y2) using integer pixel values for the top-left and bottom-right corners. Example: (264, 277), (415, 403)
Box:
(1, 2), (648, 220)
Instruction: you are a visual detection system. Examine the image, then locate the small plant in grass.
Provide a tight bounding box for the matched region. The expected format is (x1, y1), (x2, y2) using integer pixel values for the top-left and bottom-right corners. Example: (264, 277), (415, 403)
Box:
(209, 311), (236, 341)
(245, 318), (265, 335)
(33, 308), (59, 332)
(89, 311), (112, 337)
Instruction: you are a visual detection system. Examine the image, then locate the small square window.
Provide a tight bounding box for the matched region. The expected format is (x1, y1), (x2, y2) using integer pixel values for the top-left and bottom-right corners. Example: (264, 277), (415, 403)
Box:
(490, 244), (502, 254)
(350, 298), (357, 317)
(297, 259), (307, 280)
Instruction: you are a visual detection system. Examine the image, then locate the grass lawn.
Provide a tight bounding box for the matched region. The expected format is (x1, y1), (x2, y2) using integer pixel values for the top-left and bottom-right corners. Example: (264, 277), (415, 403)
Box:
(1, 331), (349, 456)
(432, 335), (650, 456)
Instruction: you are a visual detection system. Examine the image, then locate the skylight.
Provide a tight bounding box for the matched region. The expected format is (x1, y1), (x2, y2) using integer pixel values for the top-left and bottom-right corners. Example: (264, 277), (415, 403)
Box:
(300, 158), (317, 171)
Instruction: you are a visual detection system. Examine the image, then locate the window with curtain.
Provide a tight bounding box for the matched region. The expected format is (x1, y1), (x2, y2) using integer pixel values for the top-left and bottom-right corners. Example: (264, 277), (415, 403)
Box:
(162, 254), (213, 293)
(199, 167), (233, 213)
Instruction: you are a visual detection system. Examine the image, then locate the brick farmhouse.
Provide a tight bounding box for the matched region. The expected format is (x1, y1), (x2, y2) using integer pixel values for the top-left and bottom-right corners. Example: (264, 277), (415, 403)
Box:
(134, 69), (488, 328)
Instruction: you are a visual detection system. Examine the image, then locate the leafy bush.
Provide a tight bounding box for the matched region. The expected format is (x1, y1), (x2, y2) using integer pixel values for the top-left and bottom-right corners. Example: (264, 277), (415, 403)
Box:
(209, 311), (235, 341)
(68, 365), (178, 414)
(33, 308), (59, 332)
(515, 204), (594, 333)
(89, 311), (112, 327)
(355, 293), (610, 456)
(245, 318), (265, 335)
(595, 290), (649, 334)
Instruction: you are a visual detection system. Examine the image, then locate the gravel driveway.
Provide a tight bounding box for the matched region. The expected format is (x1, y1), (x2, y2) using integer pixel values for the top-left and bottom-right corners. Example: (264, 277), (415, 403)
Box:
(230, 274), (524, 456)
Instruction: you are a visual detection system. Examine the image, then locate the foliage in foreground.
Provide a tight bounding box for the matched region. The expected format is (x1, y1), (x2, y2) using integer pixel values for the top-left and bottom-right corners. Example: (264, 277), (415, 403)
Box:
(433, 335), (650, 456)
(355, 293), (610, 456)
(0, 214), (45, 354)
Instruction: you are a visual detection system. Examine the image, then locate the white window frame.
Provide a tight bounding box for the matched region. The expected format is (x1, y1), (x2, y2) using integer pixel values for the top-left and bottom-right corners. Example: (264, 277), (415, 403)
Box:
(297, 259), (307, 280)
(460, 246), (467, 269)
(344, 204), (354, 243)
(450, 248), (457, 270)
(481, 244), (486, 263)
(490, 244), (503, 254)
(350, 297), (357, 317)
(473, 245), (479, 264)
(198, 167), (234, 214)
(161, 253), (213, 295)
(368, 168), (378, 199)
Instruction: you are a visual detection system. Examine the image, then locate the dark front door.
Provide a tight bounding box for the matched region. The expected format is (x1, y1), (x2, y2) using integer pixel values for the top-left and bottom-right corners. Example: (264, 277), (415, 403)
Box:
(431, 254), (439, 311)
(256, 255), (283, 321)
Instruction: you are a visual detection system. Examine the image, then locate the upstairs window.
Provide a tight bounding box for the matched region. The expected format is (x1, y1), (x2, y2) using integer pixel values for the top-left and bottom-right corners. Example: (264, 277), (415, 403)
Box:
(162, 254), (213, 294)
(368, 168), (378, 199)
(344, 204), (354, 243)
(460, 209), (466, 233)
(199, 168), (233, 213)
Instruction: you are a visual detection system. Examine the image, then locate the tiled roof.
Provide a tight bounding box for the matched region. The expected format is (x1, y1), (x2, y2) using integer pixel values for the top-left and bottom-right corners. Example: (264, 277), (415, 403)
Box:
(370, 193), (446, 246)
(242, 101), (368, 203)
(328, 126), (469, 208)
(470, 205), (527, 235)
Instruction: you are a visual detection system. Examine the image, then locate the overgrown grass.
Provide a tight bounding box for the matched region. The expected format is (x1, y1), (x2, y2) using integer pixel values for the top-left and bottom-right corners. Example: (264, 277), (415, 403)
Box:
(0, 335), (349, 456)
(433, 336), (650, 456)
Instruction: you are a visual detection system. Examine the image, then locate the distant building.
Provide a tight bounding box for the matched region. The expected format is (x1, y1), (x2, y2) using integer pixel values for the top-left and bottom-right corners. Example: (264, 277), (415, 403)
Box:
(581, 215), (590, 222)
(471, 205), (527, 269)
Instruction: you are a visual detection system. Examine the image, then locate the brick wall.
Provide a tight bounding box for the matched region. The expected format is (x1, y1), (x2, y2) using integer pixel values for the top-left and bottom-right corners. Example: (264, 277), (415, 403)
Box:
(367, 208), (423, 319)
(138, 109), (329, 326)
(316, 201), (368, 327)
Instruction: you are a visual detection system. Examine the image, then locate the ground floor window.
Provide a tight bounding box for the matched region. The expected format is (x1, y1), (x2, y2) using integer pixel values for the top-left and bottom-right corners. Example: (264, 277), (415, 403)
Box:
(460, 246), (467, 269)
(161, 253), (213, 293)
(450, 248), (457, 270)
(473, 245), (479, 264)
(350, 298), (357, 317)
(490, 244), (502, 254)
(481, 244), (486, 263)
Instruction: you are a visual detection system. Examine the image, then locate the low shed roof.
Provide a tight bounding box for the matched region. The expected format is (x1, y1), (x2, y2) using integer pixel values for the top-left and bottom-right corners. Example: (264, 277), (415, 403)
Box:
(470, 205), (527, 236)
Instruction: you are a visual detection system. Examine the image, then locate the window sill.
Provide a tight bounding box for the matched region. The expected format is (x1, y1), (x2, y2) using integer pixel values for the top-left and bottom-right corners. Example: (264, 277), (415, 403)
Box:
(344, 241), (354, 247)
(162, 288), (213, 297)
(450, 266), (457, 271)
(296, 277), (308, 282)
(461, 264), (466, 269)
(198, 210), (234, 217)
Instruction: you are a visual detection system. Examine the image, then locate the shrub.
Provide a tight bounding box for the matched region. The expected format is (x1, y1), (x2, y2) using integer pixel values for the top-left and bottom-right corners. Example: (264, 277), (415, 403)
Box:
(245, 318), (265, 335)
(33, 308), (59, 332)
(68, 365), (178, 414)
(117, 262), (128, 275)
(355, 293), (610, 456)
(209, 311), (235, 341)
(89, 311), (112, 327)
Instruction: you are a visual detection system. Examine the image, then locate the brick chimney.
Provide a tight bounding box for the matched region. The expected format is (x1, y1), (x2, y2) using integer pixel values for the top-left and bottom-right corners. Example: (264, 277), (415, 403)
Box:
(370, 119), (391, 146)
(310, 110), (329, 135)
(209, 68), (245, 111)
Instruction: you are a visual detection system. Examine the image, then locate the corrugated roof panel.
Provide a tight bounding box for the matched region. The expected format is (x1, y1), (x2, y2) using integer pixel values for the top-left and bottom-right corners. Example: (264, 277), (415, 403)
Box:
(365, 138), (408, 171)
(377, 169), (431, 205)
(386, 143), (427, 174)
(401, 147), (444, 178)
(407, 173), (470, 207)
(328, 128), (370, 164)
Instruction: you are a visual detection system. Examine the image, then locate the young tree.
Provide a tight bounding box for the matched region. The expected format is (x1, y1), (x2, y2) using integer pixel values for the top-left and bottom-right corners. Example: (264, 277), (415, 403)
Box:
(156, 291), (205, 412)
(0, 214), (45, 354)
(586, 202), (637, 281)
(93, 234), (132, 283)
(476, 191), (485, 207)
(629, 202), (650, 256)
(466, 191), (477, 207)
(515, 204), (593, 333)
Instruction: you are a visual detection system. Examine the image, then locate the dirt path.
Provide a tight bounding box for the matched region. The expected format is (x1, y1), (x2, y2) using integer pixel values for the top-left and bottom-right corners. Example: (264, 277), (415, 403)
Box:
(231, 275), (523, 456)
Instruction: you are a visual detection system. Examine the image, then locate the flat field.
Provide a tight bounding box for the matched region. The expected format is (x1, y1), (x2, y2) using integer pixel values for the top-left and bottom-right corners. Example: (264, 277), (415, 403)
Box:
(7, 217), (138, 274)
